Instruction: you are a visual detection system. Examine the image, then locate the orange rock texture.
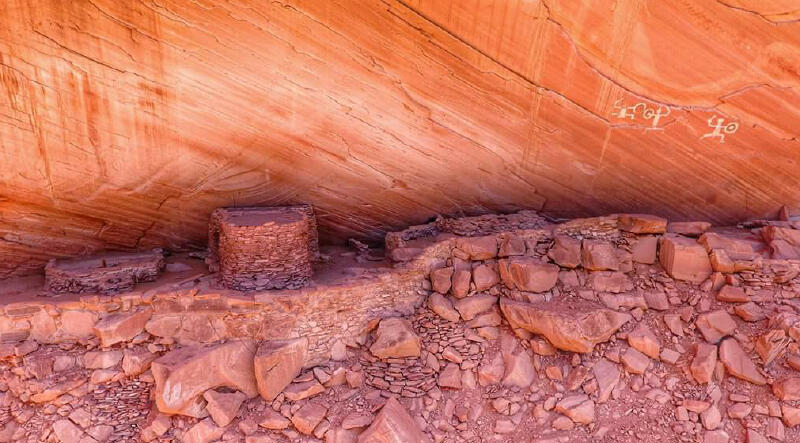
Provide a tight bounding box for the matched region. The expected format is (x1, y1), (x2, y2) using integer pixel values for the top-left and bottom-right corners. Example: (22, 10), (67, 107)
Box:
(1, 0), (799, 277)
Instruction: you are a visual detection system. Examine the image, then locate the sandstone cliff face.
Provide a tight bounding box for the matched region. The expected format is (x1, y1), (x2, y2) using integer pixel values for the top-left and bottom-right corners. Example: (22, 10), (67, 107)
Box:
(1, 0), (799, 277)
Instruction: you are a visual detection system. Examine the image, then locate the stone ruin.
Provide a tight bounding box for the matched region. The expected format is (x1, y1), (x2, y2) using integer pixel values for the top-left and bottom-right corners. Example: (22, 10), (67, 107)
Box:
(1, 207), (800, 443)
(207, 205), (319, 291)
(44, 250), (166, 295)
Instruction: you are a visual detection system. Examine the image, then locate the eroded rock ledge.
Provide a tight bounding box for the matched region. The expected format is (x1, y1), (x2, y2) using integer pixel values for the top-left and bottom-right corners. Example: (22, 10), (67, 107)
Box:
(0, 209), (799, 443)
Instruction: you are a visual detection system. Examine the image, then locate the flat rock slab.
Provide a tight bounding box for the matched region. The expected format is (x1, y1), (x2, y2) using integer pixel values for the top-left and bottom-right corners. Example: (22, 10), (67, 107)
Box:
(151, 340), (258, 417)
(500, 299), (631, 353)
(719, 338), (766, 385)
(93, 308), (152, 347)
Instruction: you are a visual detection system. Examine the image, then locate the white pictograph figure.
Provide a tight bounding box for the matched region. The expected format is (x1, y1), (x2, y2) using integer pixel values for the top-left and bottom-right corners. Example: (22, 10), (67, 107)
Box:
(612, 99), (643, 120)
(642, 106), (670, 131)
(701, 115), (739, 143)
(612, 100), (669, 130)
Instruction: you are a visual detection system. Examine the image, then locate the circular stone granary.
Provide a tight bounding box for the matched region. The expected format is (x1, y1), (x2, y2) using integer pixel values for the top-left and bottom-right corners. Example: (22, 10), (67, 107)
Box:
(207, 205), (318, 291)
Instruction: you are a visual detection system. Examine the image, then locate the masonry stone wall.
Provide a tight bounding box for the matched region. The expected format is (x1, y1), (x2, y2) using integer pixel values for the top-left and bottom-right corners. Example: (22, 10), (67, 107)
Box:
(44, 251), (166, 295)
(208, 206), (317, 291)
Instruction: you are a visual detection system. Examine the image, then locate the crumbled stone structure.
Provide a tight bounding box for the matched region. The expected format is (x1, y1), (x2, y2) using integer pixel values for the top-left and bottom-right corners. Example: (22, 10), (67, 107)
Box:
(44, 250), (165, 295)
(207, 205), (318, 291)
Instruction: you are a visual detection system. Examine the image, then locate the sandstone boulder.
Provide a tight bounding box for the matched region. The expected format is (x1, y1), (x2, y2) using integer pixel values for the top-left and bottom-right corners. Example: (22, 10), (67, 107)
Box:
(358, 397), (431, 443)
(659, 235), (712, 283)
(283, 380), (325, 401)
(438, 363), (462, 389)
(455, 236), (497, 260)
(690, 343), (717, 384)
(548, 235), (581, 268)
(782, 404), (800, 427)
(498, 258), (559, 292)
(500, 299), (631, 353)
(618, 214), (667, 234)
(627, 324), (660, 359)
(696, 310), (737, 344)
(589, 272), (632, 294)
(292, 403), (328, 435)
(92, 308), (152, 347)
(631, 235), (658, 264)
(52, 419), (83, 443)
(716, 285), (749, 303)
(581, 240), (619, 271)
(593, 359), (619, 403)
(498, 234), (525, 257)
(122, 348), (157, 376)
(734, 302), (765, 322)
(719, 338), (766, 385)
(254, 337), (308, 402)
(555, 394), (596, 424)
(773, 377), (800, 401)
(477, 353), (504, 386)
(621, 347), (650, 374)
(471, 263), (499, 291)
(501, 349), (535, 388)
(258, 408), (291, 429)
(427, 293), (459, 322)
(755, 330), (790, 366)
(369, 318), (421, 359)
(84, 350), (122, 369)
(698, 232), (758, 260)
(429, 267), (453, 294)
(204, 390), (246, 427)
(151, 340), (258, 417)
(709, 249), (735, 273)
(668, 221), (711, 236)
(761, 226), (800, 259)
(140, 414), (171, 442)
(453, 294), (496, 321)
(450, 269), (471, 298)
(182, 419), (223, 443)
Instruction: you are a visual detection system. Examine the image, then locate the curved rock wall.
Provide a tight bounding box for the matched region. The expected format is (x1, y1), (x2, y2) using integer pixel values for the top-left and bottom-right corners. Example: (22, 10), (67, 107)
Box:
(2, 0), (800, 277)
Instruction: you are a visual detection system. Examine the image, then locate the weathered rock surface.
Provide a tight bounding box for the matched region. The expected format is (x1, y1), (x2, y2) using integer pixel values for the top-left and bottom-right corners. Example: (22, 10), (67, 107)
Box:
(500, 299), (631, 353)
(773, 377), (800, 401)
(498, 258), (559, 293)
(369, 318), (421, 359)
(253, 338), (309, 402)
(659, 235), (713, 283)
(690, 343), (717, 384)
(204, 390), (247, 427)
(718, 338), (766, 385)
(696, 310), (737, 344)
(618, 214), (667, 234)
(548, 236), (582, 268)
(93, 308), (152, 348)
(358, 397), (431, 443)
